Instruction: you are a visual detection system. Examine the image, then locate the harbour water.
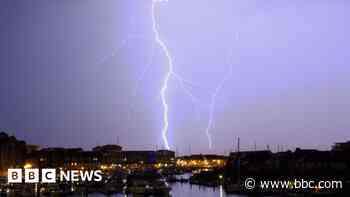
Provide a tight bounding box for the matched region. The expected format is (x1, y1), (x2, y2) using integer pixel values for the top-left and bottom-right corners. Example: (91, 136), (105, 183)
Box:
(169, 183), (247, 197)
(71, 183), (249, 197)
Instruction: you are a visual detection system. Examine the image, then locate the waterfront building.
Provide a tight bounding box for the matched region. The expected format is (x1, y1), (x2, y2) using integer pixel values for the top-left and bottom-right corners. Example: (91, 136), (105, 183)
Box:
(93, 144), (123, 164)
(176, 154), (227, 170)
(0, 132), (26, 176)
(332, 141), (350, 152)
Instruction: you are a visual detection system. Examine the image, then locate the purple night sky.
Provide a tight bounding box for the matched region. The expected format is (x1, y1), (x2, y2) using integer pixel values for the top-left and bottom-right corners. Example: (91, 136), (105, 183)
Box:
(0, 0), (349, 154)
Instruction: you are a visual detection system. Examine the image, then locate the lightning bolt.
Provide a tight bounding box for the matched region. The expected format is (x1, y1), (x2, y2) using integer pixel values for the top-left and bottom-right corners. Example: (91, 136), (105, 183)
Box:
(104, 1), (262, 151)
(152, 0), (206, 150)
(152, 0), (173, 150)
(96, 0), (202, 150)
(95, 0), (240, 151)
(204, 35), (235, 149)
(152, 0), (237, 150)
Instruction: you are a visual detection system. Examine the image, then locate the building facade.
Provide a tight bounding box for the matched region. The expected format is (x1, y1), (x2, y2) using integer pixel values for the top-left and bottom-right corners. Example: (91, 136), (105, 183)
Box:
(0, 132), (26, 176)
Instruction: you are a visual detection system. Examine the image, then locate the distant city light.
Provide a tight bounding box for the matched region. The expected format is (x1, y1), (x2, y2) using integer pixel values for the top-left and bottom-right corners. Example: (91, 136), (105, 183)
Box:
(23, 163), (33, 169)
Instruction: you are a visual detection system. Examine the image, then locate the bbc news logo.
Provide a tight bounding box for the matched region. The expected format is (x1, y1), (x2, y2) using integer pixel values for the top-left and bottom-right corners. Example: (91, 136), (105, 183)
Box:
(8, 169), (103, 183)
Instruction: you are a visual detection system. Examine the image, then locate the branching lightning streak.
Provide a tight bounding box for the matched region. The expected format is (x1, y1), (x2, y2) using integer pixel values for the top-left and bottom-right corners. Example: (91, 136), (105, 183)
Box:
(152, 0), (205, 149)
(133, 44), (155, 97)
(126, 43), (156, 125)
(96, 1), (203, 150)
(97, 34), (146, 66)
(204, 37), (235, 149)
(173, 74), (203, 105)
(152, 0), (236, 150)
(152, 0), (172, 150)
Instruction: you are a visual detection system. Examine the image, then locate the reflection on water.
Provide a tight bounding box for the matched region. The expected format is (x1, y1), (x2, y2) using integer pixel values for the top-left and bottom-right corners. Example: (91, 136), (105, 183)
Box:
(74, 183), (248, 197)
(169, 183), (245, 197)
